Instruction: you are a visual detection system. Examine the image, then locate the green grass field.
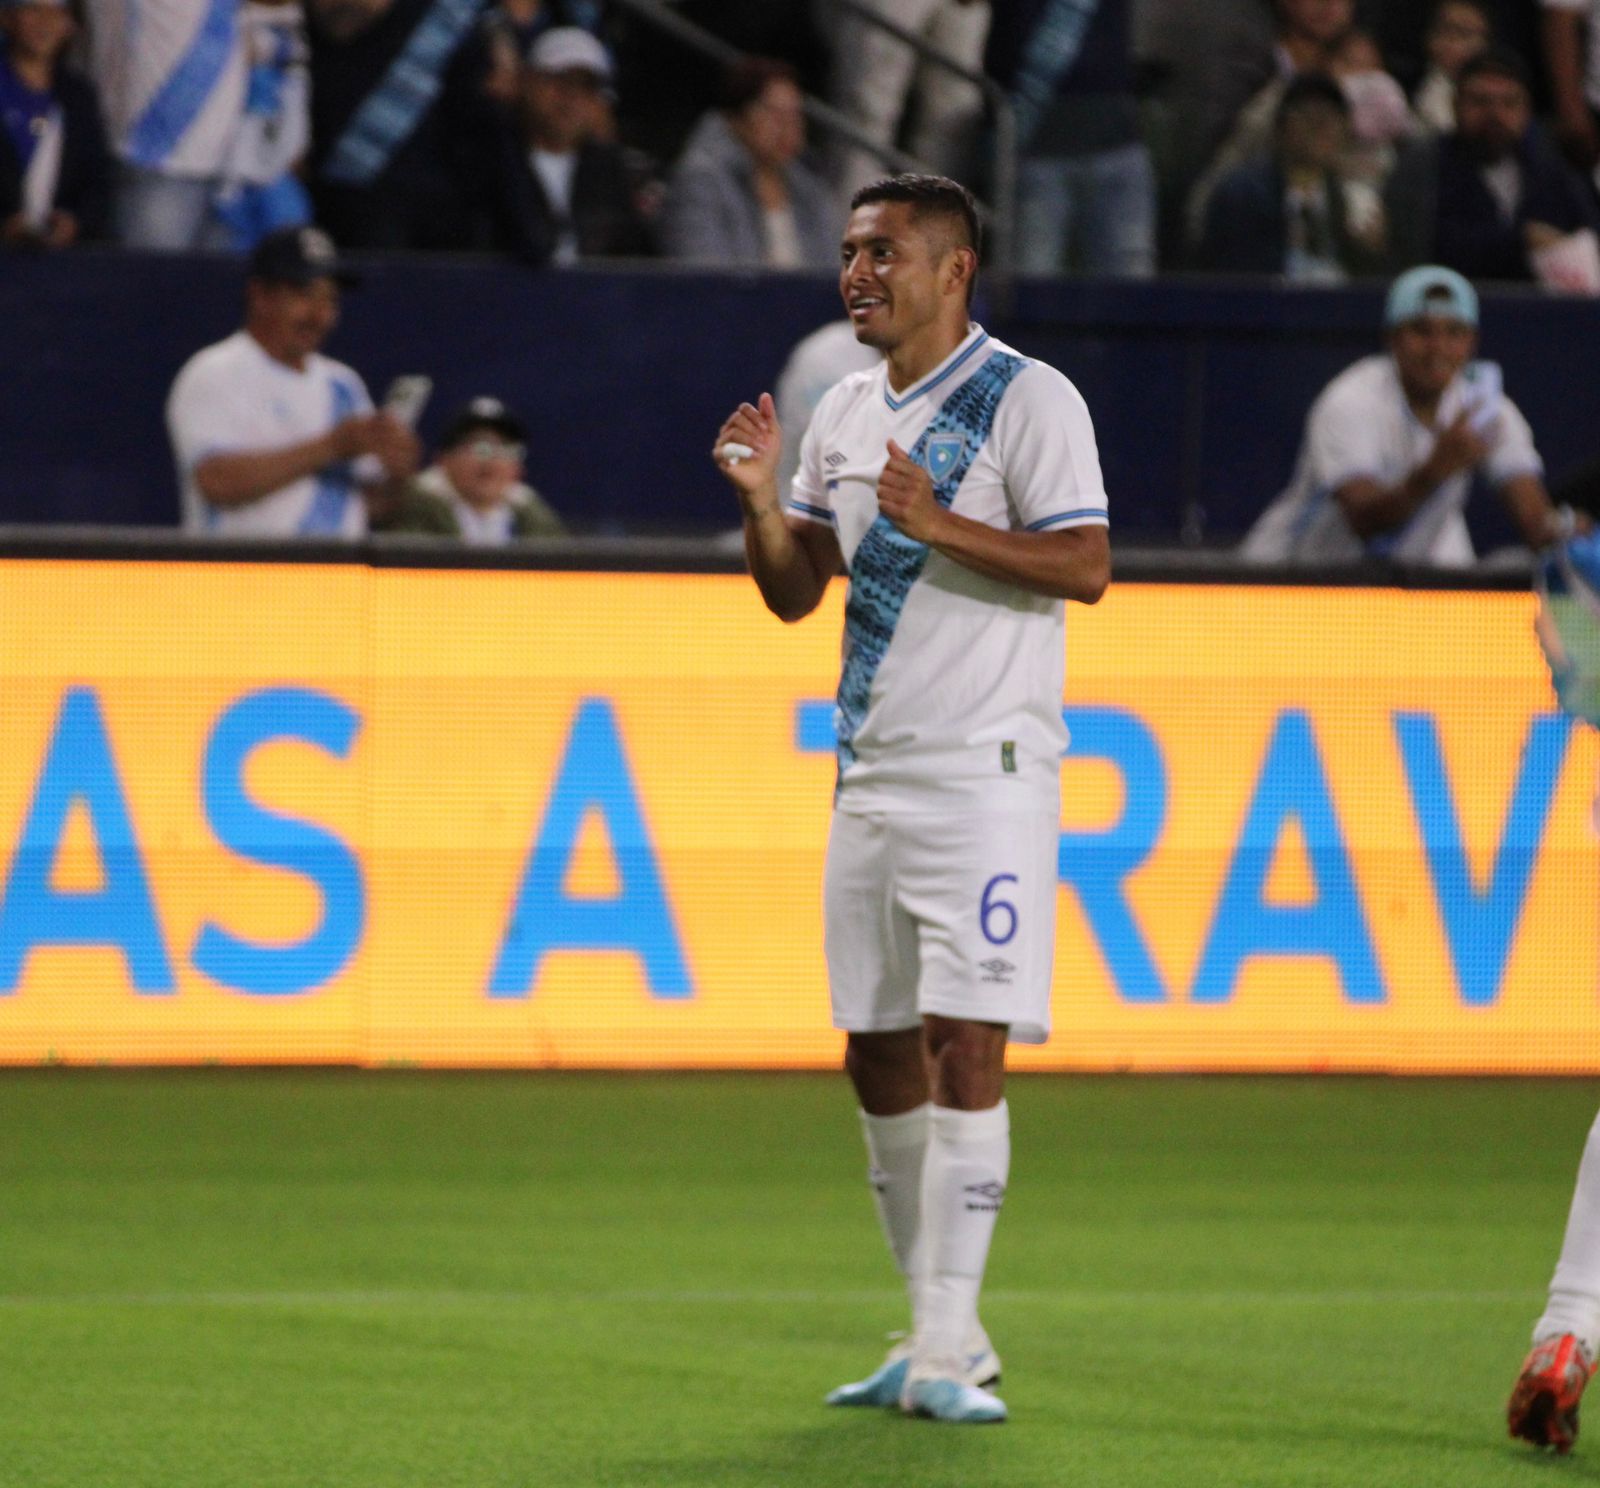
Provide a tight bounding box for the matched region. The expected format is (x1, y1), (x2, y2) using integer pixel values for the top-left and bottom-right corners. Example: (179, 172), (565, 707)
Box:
(5, 1071), (1600, 1487)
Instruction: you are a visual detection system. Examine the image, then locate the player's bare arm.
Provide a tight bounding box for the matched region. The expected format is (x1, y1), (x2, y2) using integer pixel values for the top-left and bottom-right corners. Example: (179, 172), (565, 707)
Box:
(876, 439), (1109, 603)
(714, 391), (842, 622)
(1333, 412), (1487, 540)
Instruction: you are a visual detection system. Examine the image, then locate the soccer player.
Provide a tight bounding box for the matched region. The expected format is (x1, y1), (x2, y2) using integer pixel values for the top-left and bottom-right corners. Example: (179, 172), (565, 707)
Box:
(712, 174), (1110, 1424)
(1509, 529), (1600, 1455)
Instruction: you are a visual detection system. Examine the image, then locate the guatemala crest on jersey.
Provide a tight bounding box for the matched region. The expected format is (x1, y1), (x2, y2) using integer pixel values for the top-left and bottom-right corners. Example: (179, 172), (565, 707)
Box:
(925, 433), (965, 482)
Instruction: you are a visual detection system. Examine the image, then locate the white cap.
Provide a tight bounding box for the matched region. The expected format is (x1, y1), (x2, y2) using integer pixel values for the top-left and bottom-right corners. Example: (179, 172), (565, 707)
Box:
(527, 26), (613, 80)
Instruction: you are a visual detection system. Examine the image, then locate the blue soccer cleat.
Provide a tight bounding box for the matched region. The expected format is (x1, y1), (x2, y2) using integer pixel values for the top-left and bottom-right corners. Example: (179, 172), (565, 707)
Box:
(827, 1334), (1000, 1408)
(901, 1373), (1008, 1424)
(826, 1351), (910, 1407)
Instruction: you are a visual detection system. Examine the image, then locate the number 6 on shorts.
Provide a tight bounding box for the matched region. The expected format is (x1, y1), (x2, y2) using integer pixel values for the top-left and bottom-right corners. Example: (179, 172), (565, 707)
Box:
(980, 873), (1019, 945)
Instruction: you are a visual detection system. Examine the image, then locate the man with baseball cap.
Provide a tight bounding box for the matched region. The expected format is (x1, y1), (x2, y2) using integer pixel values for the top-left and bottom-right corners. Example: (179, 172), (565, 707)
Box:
(372, 395), (565, 543)
(166, 224), (421, 537)
(484, 25), (651, 265)
(1241, 263), (1570, 564)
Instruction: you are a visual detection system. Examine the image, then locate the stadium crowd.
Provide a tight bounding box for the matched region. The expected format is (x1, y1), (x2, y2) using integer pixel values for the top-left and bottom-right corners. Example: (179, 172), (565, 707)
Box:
(7, 0), (1600, 545)
(4, 0), (1599, 287)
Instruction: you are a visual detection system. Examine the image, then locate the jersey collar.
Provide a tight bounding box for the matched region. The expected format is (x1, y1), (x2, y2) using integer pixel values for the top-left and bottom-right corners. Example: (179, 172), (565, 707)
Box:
(882, 323), (989, 412)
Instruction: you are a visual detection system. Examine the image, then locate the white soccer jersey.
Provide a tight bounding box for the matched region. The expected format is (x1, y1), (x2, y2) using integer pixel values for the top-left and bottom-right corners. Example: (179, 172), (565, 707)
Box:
(1240, 353), (1542, 566)
(789, 323), (1109, 812)
(167, 330), (376, 538)
(85, 0), (248, 176)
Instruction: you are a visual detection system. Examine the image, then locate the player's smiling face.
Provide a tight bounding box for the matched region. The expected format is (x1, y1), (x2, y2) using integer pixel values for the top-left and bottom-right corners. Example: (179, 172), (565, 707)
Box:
(838, 201), (946, 351)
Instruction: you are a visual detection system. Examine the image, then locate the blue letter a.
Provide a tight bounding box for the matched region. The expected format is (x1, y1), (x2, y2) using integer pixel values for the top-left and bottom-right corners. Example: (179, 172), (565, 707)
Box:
(490, 698), (691, 999)
(1191, 710), (1382, 1004)
(1395, 710), (1572, 1007)
(0, 688), (174, 992)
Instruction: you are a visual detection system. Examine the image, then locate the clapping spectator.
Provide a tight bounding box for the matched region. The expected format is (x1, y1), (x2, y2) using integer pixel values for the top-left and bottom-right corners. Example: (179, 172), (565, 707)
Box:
(662, 57), (837, 269)
(213, 0), (314, 249)
(0, 0), (111, 248)
(373, 396), (566, 542)
(1387, 49), (1600, 282)
(1242, 265), (1564, 564)
(1198, 72), (1384, 282)
(1413, 0), (1491, 134)
(82, 0), (246, 249)
(166, 225), (421, 537)
(482, 26), (651, 264)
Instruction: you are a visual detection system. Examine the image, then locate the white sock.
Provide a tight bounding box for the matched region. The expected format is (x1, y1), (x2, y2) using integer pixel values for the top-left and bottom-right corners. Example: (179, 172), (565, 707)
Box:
(1536, 1109), (1600, 1359)
(915, 1100), (1010, 1371)
(861, 1103), (931, 1330)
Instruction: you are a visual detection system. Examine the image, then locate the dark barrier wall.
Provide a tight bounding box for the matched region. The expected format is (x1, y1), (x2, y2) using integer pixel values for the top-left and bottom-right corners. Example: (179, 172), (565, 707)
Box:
(3, 250), (1597, 541)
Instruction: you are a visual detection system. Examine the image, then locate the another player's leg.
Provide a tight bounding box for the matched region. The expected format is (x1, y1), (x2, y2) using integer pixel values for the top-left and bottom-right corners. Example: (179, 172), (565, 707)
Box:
(1510, 1109), (1600, 1452)
(900, 1014), (1010, 1424)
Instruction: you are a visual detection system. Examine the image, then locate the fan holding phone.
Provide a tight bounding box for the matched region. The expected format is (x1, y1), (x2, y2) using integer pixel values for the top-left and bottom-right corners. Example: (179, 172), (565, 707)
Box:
(167, 225), (425, 537)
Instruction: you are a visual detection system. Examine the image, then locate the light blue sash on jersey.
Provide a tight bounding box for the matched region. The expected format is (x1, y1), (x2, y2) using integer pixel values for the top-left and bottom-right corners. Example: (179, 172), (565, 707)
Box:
(124, 0), (239, 168)
(321, 0), (483, 187)
(301, 378), (362, 534)
(834, 349), (1029, 776)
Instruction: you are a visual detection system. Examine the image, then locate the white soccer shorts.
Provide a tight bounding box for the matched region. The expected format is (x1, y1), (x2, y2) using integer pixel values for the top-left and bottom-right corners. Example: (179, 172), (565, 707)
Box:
(823, 807), (1058, 1045)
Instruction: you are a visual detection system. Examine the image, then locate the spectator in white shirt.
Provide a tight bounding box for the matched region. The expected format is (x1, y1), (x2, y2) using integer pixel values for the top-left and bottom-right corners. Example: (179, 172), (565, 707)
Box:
(82, 0), (248, 248)
(166, 224), (420, 537)
(1241, 264), (1567, 565)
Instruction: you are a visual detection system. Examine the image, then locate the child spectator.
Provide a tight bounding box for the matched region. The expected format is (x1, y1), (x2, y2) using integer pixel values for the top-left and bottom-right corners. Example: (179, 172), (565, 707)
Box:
(0, 0), (111, 248)
(1414, 0), (1491, 133)
(372, 396), (566, 543)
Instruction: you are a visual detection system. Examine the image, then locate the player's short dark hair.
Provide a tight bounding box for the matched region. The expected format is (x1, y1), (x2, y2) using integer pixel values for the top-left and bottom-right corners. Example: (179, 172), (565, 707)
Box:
(848, 174), (982, 302)
(1457, 46), (1531, 95)
(719, 56), (800, 114)
(1274, 71), (1350, 129)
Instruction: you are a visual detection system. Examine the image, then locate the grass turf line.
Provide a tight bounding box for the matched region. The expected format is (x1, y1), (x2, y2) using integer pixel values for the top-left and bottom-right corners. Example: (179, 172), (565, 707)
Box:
(1, 1071), (1596, 1487)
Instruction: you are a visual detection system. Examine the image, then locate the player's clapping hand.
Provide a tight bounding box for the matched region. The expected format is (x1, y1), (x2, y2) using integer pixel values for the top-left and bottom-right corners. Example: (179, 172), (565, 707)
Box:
(713, 393), (782, 498)
(877, 439), (943, 543)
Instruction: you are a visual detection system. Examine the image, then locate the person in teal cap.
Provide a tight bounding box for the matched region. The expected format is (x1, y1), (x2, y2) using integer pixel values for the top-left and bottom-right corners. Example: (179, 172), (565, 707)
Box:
(1242, 263), (1572, 565)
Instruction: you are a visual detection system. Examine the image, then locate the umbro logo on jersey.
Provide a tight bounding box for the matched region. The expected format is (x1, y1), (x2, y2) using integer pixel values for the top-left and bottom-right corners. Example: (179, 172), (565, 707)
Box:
(963, 1180), (1006, 1212)
(926, 434), (965, 481)
(980, 957), (1015, 985)
(825, 451), (847, 468)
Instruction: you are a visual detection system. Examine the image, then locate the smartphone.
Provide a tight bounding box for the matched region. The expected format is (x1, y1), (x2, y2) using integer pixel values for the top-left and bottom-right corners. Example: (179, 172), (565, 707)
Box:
(1460, 361), (1502, 435)
(382, 375), (433, 429)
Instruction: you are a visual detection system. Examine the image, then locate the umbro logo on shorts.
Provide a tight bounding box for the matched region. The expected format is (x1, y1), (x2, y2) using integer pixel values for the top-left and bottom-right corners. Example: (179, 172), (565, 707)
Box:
(979, 957), (1015, 985)
(825, 451), (847, 468)
(963, 1180), (1006, 1212)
